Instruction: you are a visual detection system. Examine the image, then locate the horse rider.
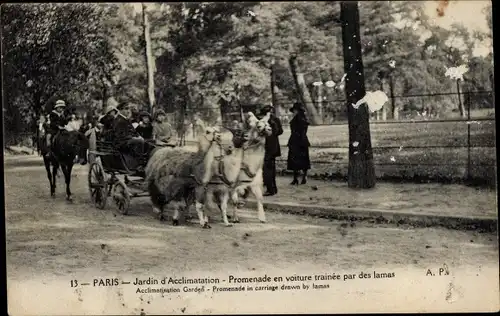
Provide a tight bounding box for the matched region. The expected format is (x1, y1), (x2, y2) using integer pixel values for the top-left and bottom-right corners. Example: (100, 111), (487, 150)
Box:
(105, 102), (153, 172)
(45, 100), (69, 158)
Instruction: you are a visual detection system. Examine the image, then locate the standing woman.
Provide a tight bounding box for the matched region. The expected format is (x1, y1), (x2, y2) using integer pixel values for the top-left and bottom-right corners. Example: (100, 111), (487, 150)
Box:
(286, 102), (311, 185)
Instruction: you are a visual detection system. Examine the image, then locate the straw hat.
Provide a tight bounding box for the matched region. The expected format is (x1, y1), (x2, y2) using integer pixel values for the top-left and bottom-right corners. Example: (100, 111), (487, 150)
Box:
(54, 100), (66, 108)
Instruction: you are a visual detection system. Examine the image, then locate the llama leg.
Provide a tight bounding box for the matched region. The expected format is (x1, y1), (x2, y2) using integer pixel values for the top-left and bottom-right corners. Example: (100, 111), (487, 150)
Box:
(250, 184), (266, 223)
(195, 201), (210, 229)
(172, 204), (180, 226)
(220, 192), (232, 227)
(230, 189), (241, 223)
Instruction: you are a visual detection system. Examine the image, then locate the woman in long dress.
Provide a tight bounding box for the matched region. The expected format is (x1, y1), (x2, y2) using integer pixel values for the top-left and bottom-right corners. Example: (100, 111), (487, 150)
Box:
(286, 102), (311, 185)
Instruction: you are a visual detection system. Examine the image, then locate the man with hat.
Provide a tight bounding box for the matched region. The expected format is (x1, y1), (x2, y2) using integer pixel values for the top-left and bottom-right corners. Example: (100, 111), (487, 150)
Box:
(258, 104), (283, 196)
(105, 99), (150, 171)
(45, 99), (69, 158)
(135, 110), (153, 140)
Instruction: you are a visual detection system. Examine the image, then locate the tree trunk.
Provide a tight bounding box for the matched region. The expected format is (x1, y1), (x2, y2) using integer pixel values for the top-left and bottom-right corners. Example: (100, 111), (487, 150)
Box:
(316, 80), (324, 120)
(289, 55), (322, 125)
(380, 81), (387, 120)
(270, 62), (278, 117)
(456, 79), (466, 118)
(340, 1), (376, 189)
(142, 3), (155, 114)
(389, 75), (398, 120)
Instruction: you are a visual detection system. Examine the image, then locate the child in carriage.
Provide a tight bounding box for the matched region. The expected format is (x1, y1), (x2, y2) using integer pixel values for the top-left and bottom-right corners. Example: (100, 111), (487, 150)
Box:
(135, 111), (154, 140)
(152, 109), (176, 147)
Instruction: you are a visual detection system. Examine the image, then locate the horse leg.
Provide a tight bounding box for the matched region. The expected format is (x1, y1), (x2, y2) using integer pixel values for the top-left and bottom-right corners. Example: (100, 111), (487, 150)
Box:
(52, 161), (59, 197)
(63, 164), (74, 202)
(250, 184), (266, 223)
(220, 191), (232, 227)
(43, 157), (55, 197)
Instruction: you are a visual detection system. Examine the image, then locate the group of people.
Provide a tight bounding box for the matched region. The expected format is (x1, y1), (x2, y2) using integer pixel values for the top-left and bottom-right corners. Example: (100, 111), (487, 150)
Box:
(256, 101), (311, 197)
(42, 98), (176, 173)
(42, 97), (311, 193)
(89, 99), (176, 172)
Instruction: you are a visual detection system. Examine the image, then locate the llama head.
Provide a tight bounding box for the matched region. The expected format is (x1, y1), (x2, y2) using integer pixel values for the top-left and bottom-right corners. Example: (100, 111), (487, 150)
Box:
(245, 112), (259, 129)
(256, 113), (272, 137)
(203, 126), (222, 143)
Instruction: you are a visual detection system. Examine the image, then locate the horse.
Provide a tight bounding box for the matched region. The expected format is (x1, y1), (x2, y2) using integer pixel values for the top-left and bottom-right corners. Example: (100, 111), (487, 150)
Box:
(39, 124), (89, 201)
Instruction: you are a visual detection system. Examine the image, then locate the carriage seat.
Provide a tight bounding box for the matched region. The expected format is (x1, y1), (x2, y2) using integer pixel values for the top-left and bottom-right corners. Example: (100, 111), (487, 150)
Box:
(95, 140), (144, 175)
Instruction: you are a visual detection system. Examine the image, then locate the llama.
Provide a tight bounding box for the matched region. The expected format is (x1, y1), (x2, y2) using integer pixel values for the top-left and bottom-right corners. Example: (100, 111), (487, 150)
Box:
(194, 113), (272, 227)
(230, 113), (273, 223)
(145, 126), (224, 225)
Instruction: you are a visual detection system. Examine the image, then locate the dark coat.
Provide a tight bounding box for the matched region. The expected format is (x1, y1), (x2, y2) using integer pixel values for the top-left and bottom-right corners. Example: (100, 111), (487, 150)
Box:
(48, 110), (68, 134)
(265, 114), (283, 159)
(136, 122), (153, 140)
(111, 114), (139, 147)
(287, 112), (311, 170)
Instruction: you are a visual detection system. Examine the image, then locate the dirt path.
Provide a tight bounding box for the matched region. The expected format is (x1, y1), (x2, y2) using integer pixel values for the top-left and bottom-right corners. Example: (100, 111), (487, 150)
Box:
(6, 162), (498, 276)
(5, 162), (499, 314)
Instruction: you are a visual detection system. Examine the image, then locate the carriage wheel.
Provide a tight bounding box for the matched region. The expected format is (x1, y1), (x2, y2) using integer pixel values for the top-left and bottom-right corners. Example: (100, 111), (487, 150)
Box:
(88, 162), (107, 209)
(112, 181), (131, 215)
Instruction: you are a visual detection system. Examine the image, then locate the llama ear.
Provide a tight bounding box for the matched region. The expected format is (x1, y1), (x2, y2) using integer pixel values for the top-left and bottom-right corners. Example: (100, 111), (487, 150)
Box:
(261, 112), (271, 123)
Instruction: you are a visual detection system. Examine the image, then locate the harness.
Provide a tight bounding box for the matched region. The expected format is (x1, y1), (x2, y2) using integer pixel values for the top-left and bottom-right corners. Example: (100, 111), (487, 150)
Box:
(206, 150), (243, 187)
(207, 137), (265, 187)
(236, 139), (265, 183)
(188, 126), (268, 188)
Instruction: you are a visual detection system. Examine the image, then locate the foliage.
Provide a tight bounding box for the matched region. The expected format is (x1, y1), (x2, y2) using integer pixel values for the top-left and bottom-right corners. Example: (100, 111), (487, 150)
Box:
(2, 1), (494, 137)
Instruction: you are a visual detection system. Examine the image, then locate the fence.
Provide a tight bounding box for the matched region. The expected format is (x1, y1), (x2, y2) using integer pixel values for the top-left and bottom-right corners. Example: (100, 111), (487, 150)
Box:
(177, 89), (495, 185)
(273, 89), (495, 185)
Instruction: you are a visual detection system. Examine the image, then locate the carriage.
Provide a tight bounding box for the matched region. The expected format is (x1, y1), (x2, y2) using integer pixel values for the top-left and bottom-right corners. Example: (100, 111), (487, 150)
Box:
(87, 138), (169, 215)
(88, 140), (147, 215)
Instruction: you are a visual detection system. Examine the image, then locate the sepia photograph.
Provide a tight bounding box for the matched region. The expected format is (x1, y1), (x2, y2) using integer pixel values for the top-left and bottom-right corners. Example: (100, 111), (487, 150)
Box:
(3, 1), (498, 314)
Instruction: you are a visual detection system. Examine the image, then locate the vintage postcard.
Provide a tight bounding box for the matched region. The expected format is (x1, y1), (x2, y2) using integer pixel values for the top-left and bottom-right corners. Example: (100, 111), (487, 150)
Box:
(3, 1), (498, 314)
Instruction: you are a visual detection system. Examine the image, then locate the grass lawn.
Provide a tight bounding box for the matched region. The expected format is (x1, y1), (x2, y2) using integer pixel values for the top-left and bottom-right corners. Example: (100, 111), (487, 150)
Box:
(185, 115), (496, 184)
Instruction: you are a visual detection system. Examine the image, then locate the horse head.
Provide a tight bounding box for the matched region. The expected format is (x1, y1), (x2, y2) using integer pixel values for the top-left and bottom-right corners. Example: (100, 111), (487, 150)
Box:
(58, 130), (89, 165)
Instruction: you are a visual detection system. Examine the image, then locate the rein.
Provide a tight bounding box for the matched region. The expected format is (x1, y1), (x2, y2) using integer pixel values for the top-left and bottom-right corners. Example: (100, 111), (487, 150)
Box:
(189, 136), (224, 185)
(237, 128), (269, 182)
(208, 133), (266, 187)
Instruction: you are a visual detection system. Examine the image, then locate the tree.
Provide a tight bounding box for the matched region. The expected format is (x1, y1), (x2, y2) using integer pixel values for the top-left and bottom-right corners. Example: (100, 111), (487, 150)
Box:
(142, 3), (156, 113)
(2, 4), (120, 119)
(340, 1), (376, 189)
